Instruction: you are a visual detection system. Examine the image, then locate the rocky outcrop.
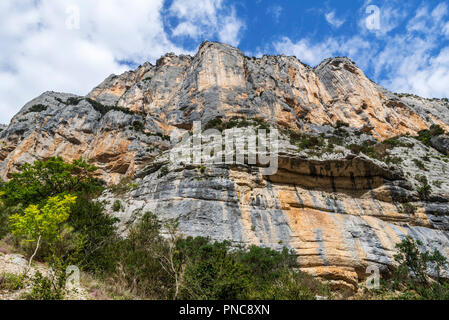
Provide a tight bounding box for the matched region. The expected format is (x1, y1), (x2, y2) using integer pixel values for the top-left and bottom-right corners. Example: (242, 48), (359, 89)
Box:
(2, 42), (449, 181)
(1, 41), (449, 291)
(431, 135), (449, 155)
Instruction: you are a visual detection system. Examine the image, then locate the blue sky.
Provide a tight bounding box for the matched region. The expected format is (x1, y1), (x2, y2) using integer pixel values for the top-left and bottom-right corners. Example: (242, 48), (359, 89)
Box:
(1, 0), (449, 124)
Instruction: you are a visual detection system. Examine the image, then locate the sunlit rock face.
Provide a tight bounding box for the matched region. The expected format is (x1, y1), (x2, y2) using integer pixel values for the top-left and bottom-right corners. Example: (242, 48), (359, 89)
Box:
(1, 41), (449, 290)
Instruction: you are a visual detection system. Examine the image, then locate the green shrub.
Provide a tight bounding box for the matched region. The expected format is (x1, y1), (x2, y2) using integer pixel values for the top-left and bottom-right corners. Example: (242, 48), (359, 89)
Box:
(102, 214), (330, 301)
(68, 196), (119, 274)
(0, 188), (10, 239)
(112, 200), (123, 212)
(204, 117), (271, 133)
(23, 270), (66, 300)
(177, 238), (251, 300)
(176, 238), (329, 300)
(25, 104), (48, 114)
(418, 184), (432, 199)
(86, 98), (137, 116)
(112, 212), (175, 299)
(335, 120), (349, 128)
(0, 273), (25, 291)
(413, 159), (426, 170)
(158, 166), (169, 178)
(415, 124), (445, 146)
(109, 177), (139, 196)
(402, 203), (417, 214)
(0, 157), (103, 208)
(365, 237), (449, 300)
(131, 121), (144, 132)
(393, 237), (447, 287)
(66, 97), (82, 106)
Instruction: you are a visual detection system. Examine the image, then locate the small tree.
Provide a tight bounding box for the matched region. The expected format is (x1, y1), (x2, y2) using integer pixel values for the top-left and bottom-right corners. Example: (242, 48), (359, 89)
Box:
(9, 194), (77, 273)
(2, 157), (102, 208)
(394, 236), (448, 285)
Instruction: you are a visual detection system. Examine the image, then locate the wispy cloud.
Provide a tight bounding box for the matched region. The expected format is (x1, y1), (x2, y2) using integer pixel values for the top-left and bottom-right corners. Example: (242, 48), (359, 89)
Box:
(275, 1), (449, 99)
(267, 5), (283, 23)
(325, 10), (345, 28)
(0, 0), (246, 124)
(168, 0), (245, 46)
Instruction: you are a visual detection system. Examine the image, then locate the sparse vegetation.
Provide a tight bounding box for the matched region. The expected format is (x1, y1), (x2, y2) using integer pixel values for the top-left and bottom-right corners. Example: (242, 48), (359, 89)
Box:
(158, 166), (169, 178)
(415, 124), (445, 147)
(131, 120), (145, 132)
(112, 200), (123, 212)
(109, 177), (139, 196)
(415, 175), (432, 199)
(363, 237), (449, 300)
(0, 273), (25, 291)
(24, 104), (48, 114)
(402, 203), (417, 214)
(204, 117), (271, 132)
(413, 159), (426, 170)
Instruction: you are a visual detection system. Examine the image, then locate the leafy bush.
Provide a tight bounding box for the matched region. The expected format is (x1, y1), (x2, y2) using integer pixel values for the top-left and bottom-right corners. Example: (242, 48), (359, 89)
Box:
(100, 214), (330, 301)
(418, 184), (432, 199)
(68, 196), (119, 274)
(363, 237), (449, 300)
(131, 121), (144, 132)
(0, 273), (25, 291)
(0, 157), (103, 208)
(392, 237), (448, 298)
(25, 104), (48, 114)
(204, 117), (271, 133)
(415, 124), (445, 146)
(112, 212), (176, 299)
(66, 97), (83, 106)
(383, 136), (414, 148)
(176, 237), (329, 300)
(402, 203), (417, 214)
(335, 120), (349, 128)
(112, 200), (123, 212)
(9, 194), (76, 270)
(158, 166), (169, 178)
(177, 238), (251, 300)
(23, 270), (66, 300)
(0, 189), (9, 239)
(413, 159), (426, 170)
(86, 98), (137, 116)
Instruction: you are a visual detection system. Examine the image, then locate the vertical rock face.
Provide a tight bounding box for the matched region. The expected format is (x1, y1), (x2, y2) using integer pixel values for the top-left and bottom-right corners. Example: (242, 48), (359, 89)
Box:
(1, 41), (449, 290)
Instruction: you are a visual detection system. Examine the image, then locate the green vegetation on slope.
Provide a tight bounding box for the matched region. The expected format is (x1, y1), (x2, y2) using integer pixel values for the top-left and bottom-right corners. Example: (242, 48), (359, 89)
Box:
(1, 158), (448, 300)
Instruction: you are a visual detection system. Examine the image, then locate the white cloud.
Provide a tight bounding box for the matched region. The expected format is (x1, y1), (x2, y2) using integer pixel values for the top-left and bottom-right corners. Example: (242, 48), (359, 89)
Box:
(274, 36), (370, 67)
(267, 5), (283, 22)
(444, 22), (449, 36)
(0, 0), (182, 124)
(358, 1), (409, 36)
(325, 11), (345, 28)
(0, 0), (245, 125)
(275, 2), (449, 99)
(168, 0), (245, 46)
(218, 9), (245, 46)
(274, 37), (338, 66)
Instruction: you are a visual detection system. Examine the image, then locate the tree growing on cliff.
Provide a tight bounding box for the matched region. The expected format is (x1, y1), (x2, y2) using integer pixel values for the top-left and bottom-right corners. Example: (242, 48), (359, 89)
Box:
(394, 236), (447, 284)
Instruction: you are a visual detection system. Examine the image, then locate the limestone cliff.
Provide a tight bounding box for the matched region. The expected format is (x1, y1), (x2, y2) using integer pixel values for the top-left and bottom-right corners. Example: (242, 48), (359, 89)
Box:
(1, 41), (449, 291)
